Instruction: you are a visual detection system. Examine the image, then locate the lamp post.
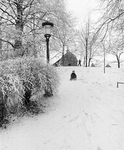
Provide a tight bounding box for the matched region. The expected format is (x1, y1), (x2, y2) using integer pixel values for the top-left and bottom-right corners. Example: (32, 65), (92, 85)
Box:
(42, 21), (54, 63)
(42, 21), (54, 97)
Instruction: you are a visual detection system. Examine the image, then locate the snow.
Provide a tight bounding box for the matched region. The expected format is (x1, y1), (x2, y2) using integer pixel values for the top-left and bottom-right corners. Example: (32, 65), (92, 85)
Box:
(1, 66), (124, 150)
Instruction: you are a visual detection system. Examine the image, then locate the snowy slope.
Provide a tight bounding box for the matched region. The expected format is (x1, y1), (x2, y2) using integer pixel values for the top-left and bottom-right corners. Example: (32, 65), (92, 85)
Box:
(0, 67), (124, 150)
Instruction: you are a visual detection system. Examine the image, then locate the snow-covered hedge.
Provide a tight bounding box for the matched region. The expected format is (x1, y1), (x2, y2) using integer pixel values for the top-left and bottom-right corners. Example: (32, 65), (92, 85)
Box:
(0, 73), (24, 117)
(0, 57), (59, 122)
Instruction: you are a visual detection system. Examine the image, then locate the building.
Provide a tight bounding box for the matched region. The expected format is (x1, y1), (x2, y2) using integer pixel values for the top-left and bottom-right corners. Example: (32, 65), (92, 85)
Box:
(53, 50), (78, 66)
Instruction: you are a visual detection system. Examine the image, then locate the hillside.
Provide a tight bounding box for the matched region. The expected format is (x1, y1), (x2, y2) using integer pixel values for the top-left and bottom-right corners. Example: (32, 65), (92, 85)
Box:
(0, 67), (124, 150)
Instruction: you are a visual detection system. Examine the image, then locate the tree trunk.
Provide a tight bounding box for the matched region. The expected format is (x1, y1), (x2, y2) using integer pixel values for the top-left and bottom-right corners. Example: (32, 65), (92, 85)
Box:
(32, 5), (37, 57)
(104, 49), (106, 73)
(14, 0), (24, 57)
(85, 38), (88, 67)
(116, 54), (120, 68)
(88, 58), (92, 67)
(0, 17), (2, 50)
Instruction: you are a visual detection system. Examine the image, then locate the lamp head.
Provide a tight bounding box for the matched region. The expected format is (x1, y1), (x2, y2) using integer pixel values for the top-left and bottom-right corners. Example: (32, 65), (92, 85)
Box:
(42, 21), (54, 35)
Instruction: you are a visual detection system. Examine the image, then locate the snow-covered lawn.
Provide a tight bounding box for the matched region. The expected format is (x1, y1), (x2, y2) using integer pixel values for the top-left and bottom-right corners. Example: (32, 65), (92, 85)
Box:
(0, 67), (124, 150)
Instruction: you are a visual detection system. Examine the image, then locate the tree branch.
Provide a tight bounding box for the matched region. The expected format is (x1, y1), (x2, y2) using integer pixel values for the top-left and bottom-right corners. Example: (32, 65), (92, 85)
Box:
(0, 38), (14, 48)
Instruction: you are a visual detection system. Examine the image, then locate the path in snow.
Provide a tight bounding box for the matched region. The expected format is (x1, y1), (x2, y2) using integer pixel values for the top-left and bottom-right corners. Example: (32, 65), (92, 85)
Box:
(0, 67), (124, 150)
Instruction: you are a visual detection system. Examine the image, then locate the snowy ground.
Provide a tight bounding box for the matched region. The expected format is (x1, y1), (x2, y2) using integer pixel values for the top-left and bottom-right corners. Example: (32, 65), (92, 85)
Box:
(0, 66), (124, 150)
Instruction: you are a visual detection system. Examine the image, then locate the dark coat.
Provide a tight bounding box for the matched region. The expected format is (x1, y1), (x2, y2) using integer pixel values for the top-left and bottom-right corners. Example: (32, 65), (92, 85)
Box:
(70, 72), (77, 80)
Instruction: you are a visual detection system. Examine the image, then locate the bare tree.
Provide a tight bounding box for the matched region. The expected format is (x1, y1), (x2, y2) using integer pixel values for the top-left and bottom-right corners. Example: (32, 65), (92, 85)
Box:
(98, 0), (124, 68)
(78, 18), (101, 67)
(0, 0), (70, 59)
(109, 32), (124, 68)
(0, 0), (44, 56)
(0, 17), (2, 50)
(51, 10), (76, 64)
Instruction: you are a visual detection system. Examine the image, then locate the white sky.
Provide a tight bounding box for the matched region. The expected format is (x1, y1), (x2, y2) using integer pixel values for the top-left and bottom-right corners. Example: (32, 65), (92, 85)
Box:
(66, 0), (100, 28)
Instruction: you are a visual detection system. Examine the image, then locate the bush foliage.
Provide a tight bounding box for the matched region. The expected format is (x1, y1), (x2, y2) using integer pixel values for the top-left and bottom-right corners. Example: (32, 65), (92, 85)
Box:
(0, 57), (59, 126)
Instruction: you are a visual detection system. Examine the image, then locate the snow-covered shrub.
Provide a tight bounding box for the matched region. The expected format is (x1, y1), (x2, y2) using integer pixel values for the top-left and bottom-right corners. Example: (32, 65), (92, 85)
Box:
(0, 57), (59, 117)
(12, 57), (59, 99)
(43, 65), (59, 97)
(0, 67), (24, 126)
(0, 73), (24, 120)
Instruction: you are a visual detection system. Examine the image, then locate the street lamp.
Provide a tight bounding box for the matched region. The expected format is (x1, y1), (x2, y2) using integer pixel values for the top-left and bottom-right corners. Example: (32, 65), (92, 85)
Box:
(42, 21), (54, 63)
(42, 21), (54, 97)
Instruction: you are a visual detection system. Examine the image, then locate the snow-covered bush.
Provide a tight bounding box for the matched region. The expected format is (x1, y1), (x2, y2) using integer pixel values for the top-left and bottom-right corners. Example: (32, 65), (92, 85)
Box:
(0, 57), (59, 121)
(11, 57), (59, 99)
(0, 73), (24, 124)
(0, 74), (24, 103)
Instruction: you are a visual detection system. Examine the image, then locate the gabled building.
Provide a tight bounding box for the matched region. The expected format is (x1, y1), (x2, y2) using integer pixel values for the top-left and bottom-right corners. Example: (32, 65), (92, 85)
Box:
(53, 50), (78, 66)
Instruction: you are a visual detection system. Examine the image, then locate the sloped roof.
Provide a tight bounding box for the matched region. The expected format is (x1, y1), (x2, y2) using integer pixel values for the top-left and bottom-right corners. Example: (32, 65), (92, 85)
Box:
(52, 50), (78, 66)
(50, 52), (62, 64)
(63, 50), (77, 60)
